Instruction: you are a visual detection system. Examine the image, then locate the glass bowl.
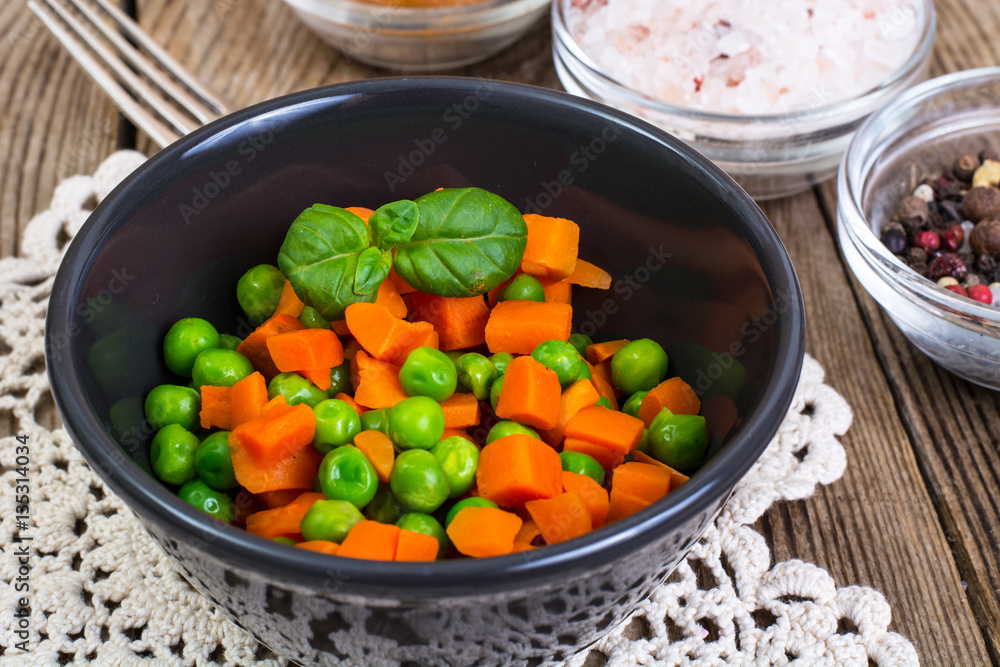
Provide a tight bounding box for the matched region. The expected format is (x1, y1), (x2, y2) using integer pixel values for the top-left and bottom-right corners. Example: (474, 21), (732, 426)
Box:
(552, 0), (935, 201)
(838, 67), (1000, 389)
(281, 0), (549, 71)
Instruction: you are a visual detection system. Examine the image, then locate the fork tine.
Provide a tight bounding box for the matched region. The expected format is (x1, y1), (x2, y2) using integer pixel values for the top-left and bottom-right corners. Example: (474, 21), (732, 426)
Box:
(39, 0), (202, 138)
(29, 0), (182, 147)
(90, 0), (230, 117)
(64, 0), (223, 125)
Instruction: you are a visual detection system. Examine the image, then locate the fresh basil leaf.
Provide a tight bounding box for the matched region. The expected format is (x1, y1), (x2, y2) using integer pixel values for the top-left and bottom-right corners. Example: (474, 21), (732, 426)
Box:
(354, 247), (393, 296)
(277, 204), (375, 321)
(370, 199), (419, 250)
(392, 188), (528, 297)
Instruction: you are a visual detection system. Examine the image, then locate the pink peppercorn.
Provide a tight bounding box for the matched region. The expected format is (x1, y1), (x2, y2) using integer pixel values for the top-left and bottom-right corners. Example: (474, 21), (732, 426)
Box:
(941, 224), (964, 252)
(944, 284), (968, 298)
(967, 284), (993, 304)
(913, 231), (941, 250)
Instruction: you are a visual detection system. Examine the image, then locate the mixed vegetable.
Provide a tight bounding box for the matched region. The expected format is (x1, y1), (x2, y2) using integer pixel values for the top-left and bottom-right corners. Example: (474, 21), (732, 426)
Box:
(141, 187), (722, 561)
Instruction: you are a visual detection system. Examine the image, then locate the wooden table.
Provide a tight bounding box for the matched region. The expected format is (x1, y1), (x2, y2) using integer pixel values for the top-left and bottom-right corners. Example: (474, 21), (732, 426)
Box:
(2, 1), (998, 664)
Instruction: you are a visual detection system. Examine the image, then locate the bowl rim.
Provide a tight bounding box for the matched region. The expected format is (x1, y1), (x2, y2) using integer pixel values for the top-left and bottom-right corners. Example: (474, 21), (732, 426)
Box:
(281, 0), (549, 22)
(47, 76), (805, 598)
(551, 0), (936, 125)
(838, 65), (1000, 326)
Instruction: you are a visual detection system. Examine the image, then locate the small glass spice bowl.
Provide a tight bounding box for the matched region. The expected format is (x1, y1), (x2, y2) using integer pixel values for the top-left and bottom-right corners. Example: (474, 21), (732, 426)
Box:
(280, 0), (549, 71)
(838, 67), (1000, 389)
(551, 0), (935, 201)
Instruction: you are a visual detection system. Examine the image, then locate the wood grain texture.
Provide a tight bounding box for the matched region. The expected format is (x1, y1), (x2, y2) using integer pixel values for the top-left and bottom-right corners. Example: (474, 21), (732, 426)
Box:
(757, 192), (992, 665)
(0, 2), (122, 259)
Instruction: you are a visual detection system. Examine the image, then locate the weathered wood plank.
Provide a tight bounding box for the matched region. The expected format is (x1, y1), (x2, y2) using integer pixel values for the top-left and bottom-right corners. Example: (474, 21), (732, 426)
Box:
(756, 191), (992, 665)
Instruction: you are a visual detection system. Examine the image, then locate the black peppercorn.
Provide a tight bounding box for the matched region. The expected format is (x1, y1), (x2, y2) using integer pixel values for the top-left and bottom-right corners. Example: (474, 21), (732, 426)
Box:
(954, 154), (980, 182)
(980, 147), (999, 163)
(880, 222), (908, 254)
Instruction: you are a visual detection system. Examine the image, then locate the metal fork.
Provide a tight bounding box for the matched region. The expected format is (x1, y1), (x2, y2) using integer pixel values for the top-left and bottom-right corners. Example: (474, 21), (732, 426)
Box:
(29, 0), (230, 147)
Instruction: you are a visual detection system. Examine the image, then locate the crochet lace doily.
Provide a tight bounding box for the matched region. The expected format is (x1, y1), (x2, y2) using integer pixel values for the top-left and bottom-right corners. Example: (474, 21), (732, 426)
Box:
(0, 151), (918, 666)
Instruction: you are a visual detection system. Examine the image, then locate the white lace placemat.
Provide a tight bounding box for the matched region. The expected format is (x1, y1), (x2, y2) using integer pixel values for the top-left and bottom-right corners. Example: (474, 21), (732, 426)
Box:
(0, 151), (918, 666)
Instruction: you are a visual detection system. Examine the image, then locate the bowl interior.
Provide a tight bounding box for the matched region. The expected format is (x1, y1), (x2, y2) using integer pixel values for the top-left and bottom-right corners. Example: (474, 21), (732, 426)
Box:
(47, 77), (802, 593)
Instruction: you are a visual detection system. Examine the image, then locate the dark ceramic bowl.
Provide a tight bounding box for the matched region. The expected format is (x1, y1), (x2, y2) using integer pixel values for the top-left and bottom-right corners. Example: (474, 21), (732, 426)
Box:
(46, 77), (803, 666)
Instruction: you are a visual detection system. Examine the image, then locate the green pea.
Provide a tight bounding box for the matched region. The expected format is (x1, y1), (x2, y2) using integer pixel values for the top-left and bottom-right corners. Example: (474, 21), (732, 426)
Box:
(396, 513), (448, 558)
(300, 499), (364, 542)
(390, 449), (450, 513)
(531, 340), (583, 386)
(360, 408), (389, 434)
(387, 396), (445, 451)
(489, 375), (503, 412)
(499, 274), (545, 302)
(163, 317), (220, 377)
(429, 436), (480, 498)
(312, 399), (362, 455)
(444, 497), (498, 528)
(622, 391), (648, 418)
(150, 424), (199, 485)
(273, 537), (297, 546)
(194, 431), (237, 490)
(299, 305), (332, 330)
(486, 420), (541, 444)
(328, 360), (352, 397)
(575, 362), (592, 382)
(144, 384), (200, 432)
(595, 397), (613, 409)
(237, 264), (284, 325)
(444, 350), (466, 362)
(178, 479), (234, 522)
(647, 409), (708, 472)
(398, 347), (457, 402)
(635, 428), (650, 454)
(568, 333), (593, 358)
(559, 451), (605, 486)
(191, 348), (254, 390)
(489, 352), (514, 377)
(611, 338), (669, 395)
(217, 333), (242, 351)
(268, 372), (328, 407)
(317, 445), (378, 508)
(366, 484), (407, 524)
(455, 353), (497, 401)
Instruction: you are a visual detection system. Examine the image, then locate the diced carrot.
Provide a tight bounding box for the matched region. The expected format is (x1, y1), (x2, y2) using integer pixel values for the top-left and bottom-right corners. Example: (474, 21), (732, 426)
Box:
(352, 350), (407, 410)
(394, 529), (439, 561)
(441, 393), (481, 429)
(296, 540), (339, 555)
(564, 405), (644, 454)
(299, 368), (332, 391)
(230, 371), (268, 428)
(605, 489), (650, 524)
(541, 278), (572, 305)
(334, 392), (366, 415)
(262, 394), (288, 416)
(585, 340), (630, 365)
(446, 506), (522, 558)
(561, 471), (610, 529)
(587, 362), (620, 409)
(607, 462), (672, 523)
(486, 273), (517, 307)
(567, 259), (612, 290)
(561, 438), (624, 470)
(237, 314), (307, 382)
(376, 278), (408, 319)
(638, 377), (701, 427)
(244, 491), (323, 538)
(701, 395), (739, 442)
(230, 402), (316, 467)
(406, 293), (490, 351)
(337, 520), (400, 560)
(441, 427), (475, 443)
(256, 488), (307, 509)
(520, 214), (579, 280)
(630, 450), (690, 490)
(495, 356), (561, 429)
(267, 328), (344, 372)
(514, 519), (542, 546)
(273, 280), (305, 318)
(331, 320), (351, 336)
(389, 266), (417, 295)
(484, 300), (573, 355)
(345, 206), (374, 223)
(525, 492), (592, 545)
(541, 379), (601, 445)
(345, 302), (439, 365)
(342, 337), (363, 361)
(476, 434), (563, 508)
(353, 429), (395, 483)
(199, 385), (232, 430)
